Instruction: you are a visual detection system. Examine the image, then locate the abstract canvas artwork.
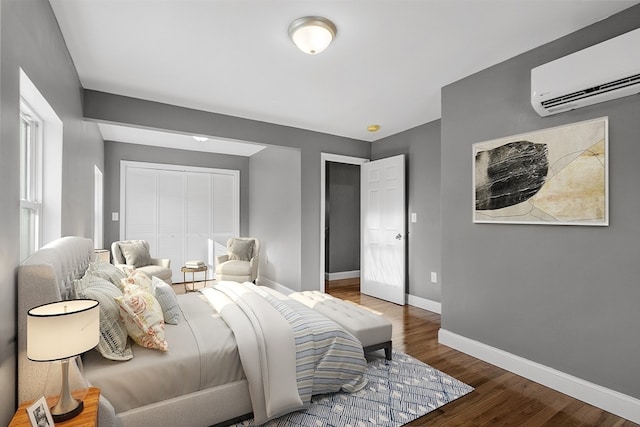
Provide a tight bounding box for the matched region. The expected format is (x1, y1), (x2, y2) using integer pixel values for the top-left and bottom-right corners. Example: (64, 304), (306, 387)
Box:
(473, 117), (608, 225)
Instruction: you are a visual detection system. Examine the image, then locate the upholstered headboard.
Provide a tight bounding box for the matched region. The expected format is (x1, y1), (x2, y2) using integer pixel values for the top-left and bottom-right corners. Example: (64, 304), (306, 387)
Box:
(17, 236), (94, 403)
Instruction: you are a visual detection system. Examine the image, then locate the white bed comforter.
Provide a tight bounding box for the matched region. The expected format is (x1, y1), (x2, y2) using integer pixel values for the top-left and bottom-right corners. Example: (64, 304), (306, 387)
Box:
(201, 282), (367, 424)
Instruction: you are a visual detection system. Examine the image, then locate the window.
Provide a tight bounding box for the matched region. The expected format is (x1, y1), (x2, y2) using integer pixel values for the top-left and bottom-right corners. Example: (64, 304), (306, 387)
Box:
(94, 165), (104, 249)
(20, 68), (63, 253)
(19, 101), (43, 261)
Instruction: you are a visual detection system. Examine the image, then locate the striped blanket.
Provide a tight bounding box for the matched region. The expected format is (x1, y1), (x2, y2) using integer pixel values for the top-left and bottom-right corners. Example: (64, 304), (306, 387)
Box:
(201, 282), (367, 424)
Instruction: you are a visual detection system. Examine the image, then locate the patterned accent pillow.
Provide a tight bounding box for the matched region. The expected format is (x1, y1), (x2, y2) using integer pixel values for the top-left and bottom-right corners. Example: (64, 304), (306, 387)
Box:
(116, 283), (168, 351)
(118, 241), (151, 267)
(152, 276), (182, 325)
(228, 238), (255, 261)
(120, 269), (153, 293)
(74, 277), (133, 361)
(85, 261), (126, 288)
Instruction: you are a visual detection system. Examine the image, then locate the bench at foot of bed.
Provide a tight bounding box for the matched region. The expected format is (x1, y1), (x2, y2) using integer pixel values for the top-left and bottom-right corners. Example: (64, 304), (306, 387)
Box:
(289, 291), (393, 360)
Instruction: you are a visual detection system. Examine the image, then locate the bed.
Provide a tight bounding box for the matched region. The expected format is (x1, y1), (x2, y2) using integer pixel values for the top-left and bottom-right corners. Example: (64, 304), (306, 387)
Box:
(18, 236), (367, 427)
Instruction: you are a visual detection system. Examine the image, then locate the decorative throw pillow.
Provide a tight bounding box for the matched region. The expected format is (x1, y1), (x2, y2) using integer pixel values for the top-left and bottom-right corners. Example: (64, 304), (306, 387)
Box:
(119, 241), (151, 268)
(152, 276), (181, 325)
(85, 261), (126, 288)
(120, 269), (153, 293)
(116, 283), (168, 351)
(74, 278), (133, 361)
(227, 238), (255, 261)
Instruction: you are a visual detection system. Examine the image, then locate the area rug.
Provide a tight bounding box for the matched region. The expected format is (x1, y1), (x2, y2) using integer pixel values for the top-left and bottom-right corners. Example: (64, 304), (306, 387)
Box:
(232, 350), (473, 427)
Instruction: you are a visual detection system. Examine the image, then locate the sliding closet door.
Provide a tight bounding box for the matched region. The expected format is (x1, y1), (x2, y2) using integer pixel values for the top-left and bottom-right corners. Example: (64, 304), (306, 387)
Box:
(186, 172), (211, 274)
(123, 167), (157, 245)
(212, 173), (238, 243)
(157, 170), (185, 281)
(120, 161), (239, 283)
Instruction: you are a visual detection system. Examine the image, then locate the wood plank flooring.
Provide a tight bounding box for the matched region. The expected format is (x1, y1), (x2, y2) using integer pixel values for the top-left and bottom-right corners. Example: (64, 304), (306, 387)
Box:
(325, 279), (638, 427)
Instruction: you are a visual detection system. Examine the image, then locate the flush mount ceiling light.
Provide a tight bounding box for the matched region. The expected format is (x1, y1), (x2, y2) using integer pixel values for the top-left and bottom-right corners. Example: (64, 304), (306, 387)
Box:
(288, 16), (337, 55)
(367, 124), (381, 132)
(192, 136), (208, 142)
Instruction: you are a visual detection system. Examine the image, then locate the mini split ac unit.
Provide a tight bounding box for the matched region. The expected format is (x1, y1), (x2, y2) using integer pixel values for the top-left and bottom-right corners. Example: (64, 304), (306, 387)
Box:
(531, 28), (640, 116)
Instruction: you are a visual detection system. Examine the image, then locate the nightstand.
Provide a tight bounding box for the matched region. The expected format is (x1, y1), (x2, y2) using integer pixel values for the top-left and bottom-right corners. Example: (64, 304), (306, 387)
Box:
(9, 387), (100, 427)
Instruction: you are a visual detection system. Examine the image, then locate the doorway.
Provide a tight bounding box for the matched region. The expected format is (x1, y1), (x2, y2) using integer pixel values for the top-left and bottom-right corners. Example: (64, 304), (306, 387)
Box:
(325, 161), (361, 291)
(320, 154), (368, 292)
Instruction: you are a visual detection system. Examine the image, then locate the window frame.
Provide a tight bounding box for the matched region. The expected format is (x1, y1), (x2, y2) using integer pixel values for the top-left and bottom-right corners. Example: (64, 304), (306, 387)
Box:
(19, 99), (44, 261)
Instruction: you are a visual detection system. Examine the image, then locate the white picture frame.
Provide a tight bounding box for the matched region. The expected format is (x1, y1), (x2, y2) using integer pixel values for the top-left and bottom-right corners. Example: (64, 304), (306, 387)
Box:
(26, 396), (54, 427)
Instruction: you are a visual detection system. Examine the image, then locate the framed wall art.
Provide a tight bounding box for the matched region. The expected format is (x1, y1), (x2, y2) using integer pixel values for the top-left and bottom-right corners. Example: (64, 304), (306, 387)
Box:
(473, 117), (608, 225)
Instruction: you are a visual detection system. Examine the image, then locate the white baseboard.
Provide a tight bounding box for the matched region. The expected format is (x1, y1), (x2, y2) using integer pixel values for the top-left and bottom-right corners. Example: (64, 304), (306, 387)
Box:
(325, 270), (360, 281)
(438, 329), (640, 424)
(407, 294), (441, 314)
(255, 277), (294, 295)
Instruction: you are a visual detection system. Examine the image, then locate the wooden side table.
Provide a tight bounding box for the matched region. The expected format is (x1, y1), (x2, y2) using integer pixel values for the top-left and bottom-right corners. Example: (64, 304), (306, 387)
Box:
(9, 387), (100, 427)
(181, 265), (208, 292)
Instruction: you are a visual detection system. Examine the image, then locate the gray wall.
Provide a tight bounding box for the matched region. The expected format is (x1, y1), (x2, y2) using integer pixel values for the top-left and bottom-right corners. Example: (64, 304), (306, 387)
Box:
(0, 0), (103, 423)
(441, 6), (640, 399)
(326, 162), (360, 274)
(249, 146), (301, 289)
(103, 141), (250, 249)
(85, 91), (371, 291)
(372, 120), (442, 302)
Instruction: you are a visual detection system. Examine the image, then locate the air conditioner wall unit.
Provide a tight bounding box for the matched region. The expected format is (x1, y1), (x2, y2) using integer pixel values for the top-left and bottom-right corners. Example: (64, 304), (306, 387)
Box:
(531, 28), (640, 116)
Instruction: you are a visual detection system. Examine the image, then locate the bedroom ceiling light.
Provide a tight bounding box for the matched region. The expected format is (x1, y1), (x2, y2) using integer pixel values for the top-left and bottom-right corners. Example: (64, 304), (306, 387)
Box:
(288, 16), (337, 55)
(27, 300), (99, 422)
(367, 124), (381, 132)
(193, 136), (208, 142)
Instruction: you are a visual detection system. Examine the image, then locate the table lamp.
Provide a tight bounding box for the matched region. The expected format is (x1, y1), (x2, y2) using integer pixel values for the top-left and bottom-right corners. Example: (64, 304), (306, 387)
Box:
(27, 299), (99, 422)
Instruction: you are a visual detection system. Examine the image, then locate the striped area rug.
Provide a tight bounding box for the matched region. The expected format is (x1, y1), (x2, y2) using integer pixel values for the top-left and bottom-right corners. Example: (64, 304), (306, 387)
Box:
(232, 349), (473, 427)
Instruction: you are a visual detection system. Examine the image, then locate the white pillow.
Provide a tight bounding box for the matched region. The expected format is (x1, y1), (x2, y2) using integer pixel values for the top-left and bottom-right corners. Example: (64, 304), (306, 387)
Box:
(74, 276), (133, 361)
(152, 276), (182, 325)
(85, 261), (126, 288)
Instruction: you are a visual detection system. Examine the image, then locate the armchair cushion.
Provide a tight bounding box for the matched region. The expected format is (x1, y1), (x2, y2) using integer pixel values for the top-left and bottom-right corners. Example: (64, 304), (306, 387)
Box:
(228, 238), (255, 261)
(118, 241), (151, 267)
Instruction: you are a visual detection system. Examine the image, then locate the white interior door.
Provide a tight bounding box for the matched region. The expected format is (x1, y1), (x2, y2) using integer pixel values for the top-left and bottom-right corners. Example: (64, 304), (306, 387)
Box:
(361, 154), (406, 305)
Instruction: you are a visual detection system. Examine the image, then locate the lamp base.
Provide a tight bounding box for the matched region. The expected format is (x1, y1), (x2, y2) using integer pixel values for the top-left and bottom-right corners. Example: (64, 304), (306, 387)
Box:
(52, 400), (84, 423)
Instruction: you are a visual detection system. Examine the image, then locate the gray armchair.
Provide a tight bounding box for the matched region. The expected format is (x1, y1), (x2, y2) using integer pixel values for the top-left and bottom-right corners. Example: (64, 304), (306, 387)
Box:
(215, 237), (260, 283)
(111, 240), (172, 284)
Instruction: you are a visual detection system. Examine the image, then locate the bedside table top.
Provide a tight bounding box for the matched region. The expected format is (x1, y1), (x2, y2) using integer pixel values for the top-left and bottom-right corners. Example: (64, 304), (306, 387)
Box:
(9, 387), (100, 427)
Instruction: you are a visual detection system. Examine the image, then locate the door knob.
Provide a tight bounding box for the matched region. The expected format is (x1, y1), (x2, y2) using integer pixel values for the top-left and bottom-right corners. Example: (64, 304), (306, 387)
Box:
(395, 233), (402, 240)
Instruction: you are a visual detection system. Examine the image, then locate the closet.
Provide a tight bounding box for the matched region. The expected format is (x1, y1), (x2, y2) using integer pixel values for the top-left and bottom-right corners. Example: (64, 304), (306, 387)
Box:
(120, 161), (239, 282)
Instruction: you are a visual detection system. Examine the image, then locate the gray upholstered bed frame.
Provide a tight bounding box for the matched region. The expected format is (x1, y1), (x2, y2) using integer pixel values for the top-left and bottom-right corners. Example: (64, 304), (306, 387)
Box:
(18, 236), (251, 427)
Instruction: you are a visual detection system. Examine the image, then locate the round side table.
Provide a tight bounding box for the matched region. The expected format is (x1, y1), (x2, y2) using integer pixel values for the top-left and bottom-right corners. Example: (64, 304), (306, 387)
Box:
(181, 265), (208, 292)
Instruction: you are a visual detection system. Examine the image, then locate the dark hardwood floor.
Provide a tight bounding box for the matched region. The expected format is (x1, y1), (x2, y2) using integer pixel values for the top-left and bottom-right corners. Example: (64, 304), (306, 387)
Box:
(325, 279), (638, 427)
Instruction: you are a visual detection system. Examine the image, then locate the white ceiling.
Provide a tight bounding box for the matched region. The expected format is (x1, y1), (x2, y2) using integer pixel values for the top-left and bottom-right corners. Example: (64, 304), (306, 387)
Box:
(50, 0), (637, 152)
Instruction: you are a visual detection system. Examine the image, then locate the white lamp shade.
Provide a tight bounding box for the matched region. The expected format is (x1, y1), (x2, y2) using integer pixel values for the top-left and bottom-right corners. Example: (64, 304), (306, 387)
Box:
(27, 300), (100, 362)
(289, 17), (336, 55)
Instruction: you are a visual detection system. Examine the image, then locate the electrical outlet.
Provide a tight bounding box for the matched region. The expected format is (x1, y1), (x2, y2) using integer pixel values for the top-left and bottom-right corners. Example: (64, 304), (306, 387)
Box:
(112, 212), (119, 221)
(411, 212), (417, 223)
(430, 272), (437, 283)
